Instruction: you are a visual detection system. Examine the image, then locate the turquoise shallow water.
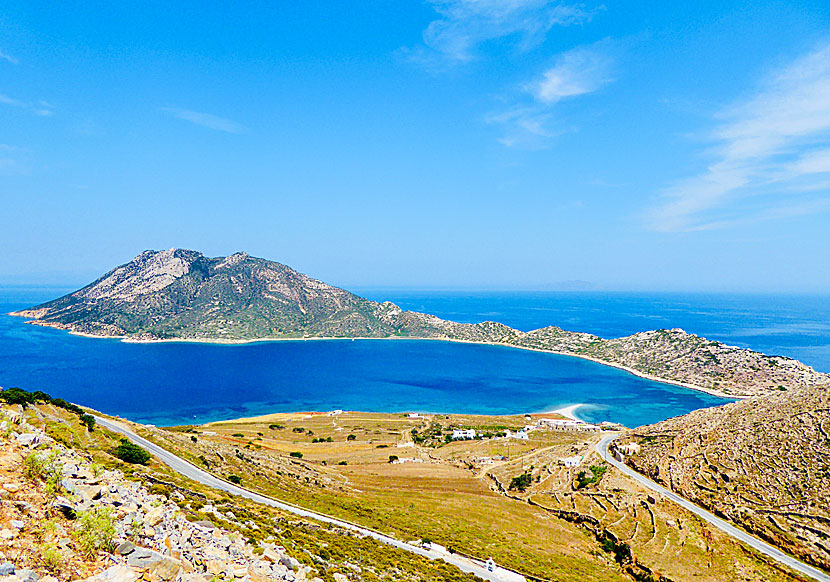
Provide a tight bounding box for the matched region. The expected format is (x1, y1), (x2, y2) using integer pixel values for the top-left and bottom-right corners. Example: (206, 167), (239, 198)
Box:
(5, 288), (824, 428)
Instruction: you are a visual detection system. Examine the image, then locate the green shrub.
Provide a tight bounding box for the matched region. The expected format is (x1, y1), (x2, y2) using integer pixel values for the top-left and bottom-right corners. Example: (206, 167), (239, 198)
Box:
(112, 439), (151, 464)
(80, 414), (95, 431)
(24, 450), (62, 497)
(509, 472), (532, 492)
(346, 434), (356, 441)
(75, 507), (116, 557)
(228, 475), (242, 484)
(148, 483), (172, 498)
(232, 433), (244, 437)
(576, 465), (608, 489)
(388, 455), (398, 463)
(289, 452), (303, 459)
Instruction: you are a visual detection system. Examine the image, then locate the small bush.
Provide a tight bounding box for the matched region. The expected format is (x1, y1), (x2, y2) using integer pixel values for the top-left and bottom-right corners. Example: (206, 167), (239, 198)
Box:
(268, 424), (284, 430)
(112, 439), (151, 464)
(190, 435), (198, 443)
(37, 543), (64, 573)
(232, 433), (244, 437)
(388, 455), (398, 463)
(509, 472), (533, 492)
(346, 434), (356, 441)
(338, 460), (348, 466)
(148, 483), (172, 498)
(75, 507), (116, 557)
(289, 452), (303, 459)
(24, 450), (62, 497)
(228, 475), (242, 484)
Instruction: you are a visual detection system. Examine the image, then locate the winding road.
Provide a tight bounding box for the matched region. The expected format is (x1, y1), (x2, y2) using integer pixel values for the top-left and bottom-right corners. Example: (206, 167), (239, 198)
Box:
(95, 415), (526, 582)
(597, 433), (830, 582)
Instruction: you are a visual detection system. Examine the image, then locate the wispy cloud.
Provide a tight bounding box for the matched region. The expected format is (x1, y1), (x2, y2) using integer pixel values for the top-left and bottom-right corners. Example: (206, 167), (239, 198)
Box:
(162, 107), (246, 134)
(0, 50), (17, 65)
(403, 0), (595, 67)
(528, 45), (613, 103)
(0, 144), (31, 176)
(488, 41), (614, 147)
(0, 93), (55, 116)
(648, 44), (830, 232)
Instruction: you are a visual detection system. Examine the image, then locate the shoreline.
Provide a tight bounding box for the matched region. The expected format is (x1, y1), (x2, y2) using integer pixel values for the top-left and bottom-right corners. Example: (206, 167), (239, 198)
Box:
(549, 403), (585, 421)
(8, 314), (742, 401)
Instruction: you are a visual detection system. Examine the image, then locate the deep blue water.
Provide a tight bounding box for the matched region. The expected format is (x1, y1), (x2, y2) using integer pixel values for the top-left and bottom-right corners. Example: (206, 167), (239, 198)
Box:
(3, 287), (827, 428)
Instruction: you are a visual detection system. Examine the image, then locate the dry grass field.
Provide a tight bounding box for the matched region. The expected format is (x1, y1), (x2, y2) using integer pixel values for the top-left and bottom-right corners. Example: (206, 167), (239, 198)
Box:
(135, 411), (811, 582)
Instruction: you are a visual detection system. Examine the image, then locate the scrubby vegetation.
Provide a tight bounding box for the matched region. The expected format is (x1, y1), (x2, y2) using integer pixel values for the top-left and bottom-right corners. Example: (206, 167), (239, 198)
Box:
(112, 438), (151, 464)
(0, 386), (95, 430)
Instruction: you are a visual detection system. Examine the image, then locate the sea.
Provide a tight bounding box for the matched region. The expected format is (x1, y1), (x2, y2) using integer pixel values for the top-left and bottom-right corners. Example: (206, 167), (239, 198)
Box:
(1, 287), (828, 428)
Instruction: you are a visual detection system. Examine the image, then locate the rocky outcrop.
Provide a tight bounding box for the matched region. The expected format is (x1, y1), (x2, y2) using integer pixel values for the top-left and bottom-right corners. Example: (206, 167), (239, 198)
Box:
(0, 407), (322, 582)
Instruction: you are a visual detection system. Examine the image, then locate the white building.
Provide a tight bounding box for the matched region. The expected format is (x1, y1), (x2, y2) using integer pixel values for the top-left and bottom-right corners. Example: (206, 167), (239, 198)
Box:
(560, 455), (582, 467)
(452, 428), (476, 440)
(537, 418), (600, 432)
(506, 429), (529, 440)
(407, 412), (422, 418)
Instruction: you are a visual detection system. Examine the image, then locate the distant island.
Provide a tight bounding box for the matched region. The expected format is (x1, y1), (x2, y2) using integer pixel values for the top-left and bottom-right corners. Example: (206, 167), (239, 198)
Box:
(10, 248), (829, 398)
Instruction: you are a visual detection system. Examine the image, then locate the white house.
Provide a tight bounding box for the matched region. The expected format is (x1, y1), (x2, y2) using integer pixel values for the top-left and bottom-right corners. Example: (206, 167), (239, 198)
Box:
(452, 429), (476, 440)
(407, 412), (422, 418)
(506, 429), (529, 440)
(560, 455), (582, 467)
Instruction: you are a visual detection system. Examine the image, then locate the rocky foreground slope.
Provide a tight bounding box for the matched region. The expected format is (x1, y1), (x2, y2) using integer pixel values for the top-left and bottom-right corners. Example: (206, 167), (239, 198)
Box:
(0, 409), (324, 581)
(619, 383), (830, 572)
(12, 249), (829, 398)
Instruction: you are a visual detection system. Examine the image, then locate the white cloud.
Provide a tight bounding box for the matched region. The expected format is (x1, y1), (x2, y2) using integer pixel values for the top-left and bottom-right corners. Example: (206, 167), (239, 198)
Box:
(649, 44), (830, 232)
(404, 0), (594, 66)
(162, 107), (246, 134)
(529, 45), (612, 103)
(488, 42), (614, 147)
(0, 50), (17, 65)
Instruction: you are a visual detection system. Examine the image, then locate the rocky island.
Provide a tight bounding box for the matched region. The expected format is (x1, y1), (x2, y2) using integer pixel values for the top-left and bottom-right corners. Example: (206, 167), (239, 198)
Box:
(11, 249), (830, 398)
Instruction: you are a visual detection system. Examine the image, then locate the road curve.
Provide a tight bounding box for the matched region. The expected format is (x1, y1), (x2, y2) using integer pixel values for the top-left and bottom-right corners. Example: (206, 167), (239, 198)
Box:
(95, 415), (526, 582)
(597, 433), (830, 582)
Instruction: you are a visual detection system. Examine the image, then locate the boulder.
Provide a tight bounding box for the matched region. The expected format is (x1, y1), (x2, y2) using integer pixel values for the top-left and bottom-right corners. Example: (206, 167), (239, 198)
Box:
(127, 547), (165, 568)
(0, 562), (14, 576)
(83, 564), (139, 582)
(51, 496), (76, 519)
(145, 556), (182, 581)
(116, 540), (136, 556)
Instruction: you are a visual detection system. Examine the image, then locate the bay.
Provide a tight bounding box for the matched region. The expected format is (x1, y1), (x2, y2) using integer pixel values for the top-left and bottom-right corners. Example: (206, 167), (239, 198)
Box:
(5, 287), (825, 428)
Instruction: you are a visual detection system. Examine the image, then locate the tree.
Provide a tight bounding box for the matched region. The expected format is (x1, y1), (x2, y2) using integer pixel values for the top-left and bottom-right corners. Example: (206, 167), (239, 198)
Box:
(112, 439), (151, 464)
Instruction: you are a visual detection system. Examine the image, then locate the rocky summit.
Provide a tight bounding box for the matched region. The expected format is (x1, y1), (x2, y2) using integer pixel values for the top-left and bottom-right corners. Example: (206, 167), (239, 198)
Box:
(11, 249), (830, 397)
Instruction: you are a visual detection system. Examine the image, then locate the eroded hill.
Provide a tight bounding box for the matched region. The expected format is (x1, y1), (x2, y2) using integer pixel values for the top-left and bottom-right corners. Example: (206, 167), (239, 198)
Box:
(620, 384), (830, 572)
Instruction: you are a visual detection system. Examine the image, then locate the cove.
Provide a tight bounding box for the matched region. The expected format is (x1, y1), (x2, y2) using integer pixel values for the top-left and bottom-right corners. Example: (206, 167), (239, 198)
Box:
(0, 308), (731, 427)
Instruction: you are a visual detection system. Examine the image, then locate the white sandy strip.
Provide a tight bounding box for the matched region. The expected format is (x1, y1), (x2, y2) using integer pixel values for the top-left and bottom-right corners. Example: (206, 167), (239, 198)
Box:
(550, 403), (584, 421)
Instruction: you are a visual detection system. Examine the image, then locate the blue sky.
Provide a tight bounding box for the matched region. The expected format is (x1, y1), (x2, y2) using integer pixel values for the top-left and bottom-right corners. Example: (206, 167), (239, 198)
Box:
(2, 1), (829, 291)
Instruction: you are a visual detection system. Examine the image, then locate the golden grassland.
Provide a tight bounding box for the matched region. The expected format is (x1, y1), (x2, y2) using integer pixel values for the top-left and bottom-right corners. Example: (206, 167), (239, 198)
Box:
(133, 410), (810, 582)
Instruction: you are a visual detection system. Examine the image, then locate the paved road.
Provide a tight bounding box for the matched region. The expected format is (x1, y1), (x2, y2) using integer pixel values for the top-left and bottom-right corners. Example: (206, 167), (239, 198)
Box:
(597, 433), (830, 582)
(96, 416), (526, 582)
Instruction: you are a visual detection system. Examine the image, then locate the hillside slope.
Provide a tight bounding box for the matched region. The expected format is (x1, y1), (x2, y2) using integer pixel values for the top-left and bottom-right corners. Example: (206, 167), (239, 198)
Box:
(620, 384), (830, 572)
(11, 248), (829, 397)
